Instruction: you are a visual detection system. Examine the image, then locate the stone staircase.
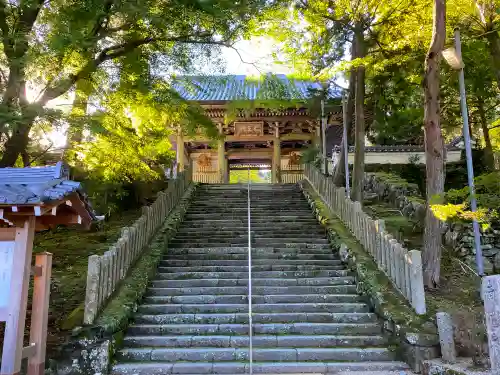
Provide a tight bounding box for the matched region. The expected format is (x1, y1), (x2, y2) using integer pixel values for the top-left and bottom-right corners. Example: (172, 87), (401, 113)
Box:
(112, 184), (409, 374)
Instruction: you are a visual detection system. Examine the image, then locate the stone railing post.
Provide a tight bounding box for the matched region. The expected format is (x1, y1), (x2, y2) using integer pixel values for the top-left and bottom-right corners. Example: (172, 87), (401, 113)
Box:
(409, 249), (426, 314)
(436, 312), (456, 363)
(84, 254), (101, 325)
(482, 275), (500, 372)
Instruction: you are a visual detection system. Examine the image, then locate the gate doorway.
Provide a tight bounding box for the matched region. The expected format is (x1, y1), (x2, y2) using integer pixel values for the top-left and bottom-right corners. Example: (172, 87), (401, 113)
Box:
(229, 159), (271, 184)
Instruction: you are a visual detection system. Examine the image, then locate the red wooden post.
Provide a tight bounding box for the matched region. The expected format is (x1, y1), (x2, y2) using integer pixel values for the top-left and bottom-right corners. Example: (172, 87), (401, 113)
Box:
(1, 217), (36, 375)
(27, 252), (52, 375)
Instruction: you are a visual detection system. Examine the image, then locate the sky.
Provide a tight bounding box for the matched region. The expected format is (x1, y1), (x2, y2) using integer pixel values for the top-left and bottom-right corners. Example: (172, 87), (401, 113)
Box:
(220, 37), (291, 75)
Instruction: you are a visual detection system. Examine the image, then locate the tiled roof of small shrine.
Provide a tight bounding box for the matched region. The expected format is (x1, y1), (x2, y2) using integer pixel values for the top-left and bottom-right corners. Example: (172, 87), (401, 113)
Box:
(0, 162), (84, 205)
(173, 74), (341, 102)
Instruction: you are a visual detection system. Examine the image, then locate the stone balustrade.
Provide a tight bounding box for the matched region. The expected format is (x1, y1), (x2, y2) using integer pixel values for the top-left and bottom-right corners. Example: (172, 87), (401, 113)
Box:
(305, 165), (426, 315)
(83, 168), (192, 325)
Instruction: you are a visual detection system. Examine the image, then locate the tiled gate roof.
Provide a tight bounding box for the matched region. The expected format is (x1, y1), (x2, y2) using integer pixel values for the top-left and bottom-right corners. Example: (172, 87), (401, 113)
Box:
(173, 74), (340, 102)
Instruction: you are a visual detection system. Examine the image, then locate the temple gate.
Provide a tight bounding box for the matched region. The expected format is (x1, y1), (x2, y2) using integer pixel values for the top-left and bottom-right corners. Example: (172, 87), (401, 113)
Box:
(171, 75), (344, 183)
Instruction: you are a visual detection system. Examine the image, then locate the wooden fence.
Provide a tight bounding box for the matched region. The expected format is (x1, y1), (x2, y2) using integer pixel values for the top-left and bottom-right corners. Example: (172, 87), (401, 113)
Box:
(280, 169), (304, 184)
(83, 168), (192, 324)
(192, 170), (220, 184)
(304, 164), (426, 314)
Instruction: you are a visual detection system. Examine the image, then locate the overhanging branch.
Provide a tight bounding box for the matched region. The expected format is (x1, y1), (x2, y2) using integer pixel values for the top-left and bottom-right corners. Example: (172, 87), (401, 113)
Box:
(38, 32), (226, 104)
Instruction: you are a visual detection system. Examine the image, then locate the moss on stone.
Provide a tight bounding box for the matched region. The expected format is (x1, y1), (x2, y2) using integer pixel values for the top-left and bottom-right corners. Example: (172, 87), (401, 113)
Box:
(61, 303), (85, 330)
(92, 183), (198, 335)
(369, 172), (416, 189)
(112, 330), (125, 351)
(408, 196), (426, 204)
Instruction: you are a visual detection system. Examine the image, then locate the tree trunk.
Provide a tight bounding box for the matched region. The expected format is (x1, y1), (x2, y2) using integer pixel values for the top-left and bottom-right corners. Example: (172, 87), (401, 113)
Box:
(0, 121), (32, 167)
(351, 26), (366, 202)
(0, 99), (39, 167)
(477, 99), (495, 170)
(21, 150), (30, 166)
(486, 28), (500, 92)
(422, 0), (446, 288)
(332, 66), (356, 186)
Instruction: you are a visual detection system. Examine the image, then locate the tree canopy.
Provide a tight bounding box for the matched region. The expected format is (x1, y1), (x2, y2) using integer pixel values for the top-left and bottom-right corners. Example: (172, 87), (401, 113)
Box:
(0, 0), (280, 169)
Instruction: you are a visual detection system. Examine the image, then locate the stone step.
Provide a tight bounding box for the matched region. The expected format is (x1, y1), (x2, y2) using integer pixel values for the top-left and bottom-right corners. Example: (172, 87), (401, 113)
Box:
(123, 334), (387, 348)
(182, 219), (318, 224)
(186, 212), (314, 217)
(182, 217), (319, 222)
(168, 242), (332, 249)
(143, 293), (363, 305)
(178, 223), (322, 228)
(157, 264), (346, 273)
(187, 207), (313, 211)
(116, 347), (396, 362)
(193, 194), (304, 198)
(138, 302), (369, 314)
(150, 277), (355, 288)
(127, 322), (382, 336)
(180, 223), (320, 228)
(171, 233), (326, 238)
(188, 206), (311, 210)
(195, 192), (303, 195)
(155, 270), (349, 279)
(188, 203), (310, 207)
(190, 200), (307, 205)
(171, 237), (330, 243)
(173, 232), (326, 238)
(159, 259), (339, 267)
(196, 192), (304, 195)
(185, 215), (314, 220)
(174, 229), (326, 236)
(147, 285), (357, 296)
(176, 229), (323, 234)
(133, 312), (376, 325)
(179, 222), (320, 228)
(168, 244), (330, 250)
(112, 361), (409, 375)
(165, 247), (335, 256)
(164, 253), (336, 261)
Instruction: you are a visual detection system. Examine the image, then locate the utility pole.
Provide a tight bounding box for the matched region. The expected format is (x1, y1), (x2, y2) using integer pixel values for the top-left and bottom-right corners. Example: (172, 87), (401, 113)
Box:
(443, 28), (484, 275)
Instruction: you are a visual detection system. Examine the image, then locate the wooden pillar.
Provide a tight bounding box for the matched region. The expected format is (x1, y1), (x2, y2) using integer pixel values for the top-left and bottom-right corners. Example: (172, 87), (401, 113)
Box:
(217, 124), (226, 183)
(176, 131), (185, 172)
(314, 124), (321, 148)
(27, 252), (52, 375)
(1, 217), (35, 375)
(273, 125), (281, 183)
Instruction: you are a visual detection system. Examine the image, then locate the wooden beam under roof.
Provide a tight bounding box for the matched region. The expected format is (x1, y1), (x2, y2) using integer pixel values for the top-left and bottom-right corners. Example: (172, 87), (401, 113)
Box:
(185, 133), (314, 143)
(0, 192), (93, 230)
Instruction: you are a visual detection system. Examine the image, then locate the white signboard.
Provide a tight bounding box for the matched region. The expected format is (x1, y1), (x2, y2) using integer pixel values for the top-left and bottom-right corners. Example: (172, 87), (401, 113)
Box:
(0, 241), (14, 310)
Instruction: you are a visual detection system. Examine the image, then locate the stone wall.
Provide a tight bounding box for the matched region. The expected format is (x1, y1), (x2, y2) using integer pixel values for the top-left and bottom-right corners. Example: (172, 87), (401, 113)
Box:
(444, 223), (500, 274)
(363, 172), (426, 227)
(363, 172), (500, 274)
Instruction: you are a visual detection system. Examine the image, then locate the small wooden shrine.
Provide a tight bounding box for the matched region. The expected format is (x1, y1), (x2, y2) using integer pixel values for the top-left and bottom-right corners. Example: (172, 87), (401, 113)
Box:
(0, 161), (94, 375)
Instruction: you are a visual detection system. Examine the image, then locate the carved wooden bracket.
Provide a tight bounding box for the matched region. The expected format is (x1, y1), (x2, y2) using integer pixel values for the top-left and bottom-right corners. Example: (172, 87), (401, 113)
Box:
(197, 154), (212, 168)
(288, 152), (301, 166)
